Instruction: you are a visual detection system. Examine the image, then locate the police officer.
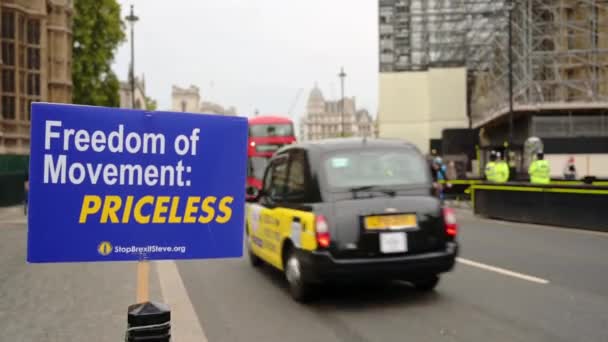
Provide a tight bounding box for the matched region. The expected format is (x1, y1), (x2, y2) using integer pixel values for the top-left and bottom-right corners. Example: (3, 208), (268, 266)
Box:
(430, 157), (449, 200)
(485, 151), (498, 182)
(495, 152), (510, 183)
(529, 151), (551, 184)
(433, 157), (447, 181)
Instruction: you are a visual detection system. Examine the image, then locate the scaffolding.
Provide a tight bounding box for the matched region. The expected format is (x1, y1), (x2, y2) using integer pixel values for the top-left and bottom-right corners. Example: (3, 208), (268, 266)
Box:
(379, 0), (608, 130)
(469, 0), (608, 127)
(379, 0), (508, 72)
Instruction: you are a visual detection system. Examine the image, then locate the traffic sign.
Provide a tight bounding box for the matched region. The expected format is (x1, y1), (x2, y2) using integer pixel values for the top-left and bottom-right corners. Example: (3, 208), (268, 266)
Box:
(27, 103), (248, 263)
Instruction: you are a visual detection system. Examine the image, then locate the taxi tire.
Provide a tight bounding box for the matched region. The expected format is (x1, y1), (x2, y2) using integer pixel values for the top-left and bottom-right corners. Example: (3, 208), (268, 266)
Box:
(412, 275), (440, 292)
(284, 249), (315, 303)
(247, 237), (262, 267)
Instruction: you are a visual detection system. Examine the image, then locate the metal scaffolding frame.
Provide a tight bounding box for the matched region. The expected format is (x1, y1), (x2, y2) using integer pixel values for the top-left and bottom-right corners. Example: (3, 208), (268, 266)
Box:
(379, 0), (608, 130)
(470, 0), (608, 127)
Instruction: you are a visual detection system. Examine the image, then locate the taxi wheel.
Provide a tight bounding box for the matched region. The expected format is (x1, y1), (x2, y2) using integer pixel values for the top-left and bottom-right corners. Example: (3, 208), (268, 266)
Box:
(412, 275), (440, 291)
(248, 246), (262, 267)
(246, 230), (262, 267)
(284, 250), (315, 302)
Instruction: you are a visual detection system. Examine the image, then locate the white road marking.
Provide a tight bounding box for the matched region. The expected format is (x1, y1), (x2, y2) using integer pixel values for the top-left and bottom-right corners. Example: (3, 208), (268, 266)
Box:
(457, 257), (550, 285)
(156, 261), (208, 342)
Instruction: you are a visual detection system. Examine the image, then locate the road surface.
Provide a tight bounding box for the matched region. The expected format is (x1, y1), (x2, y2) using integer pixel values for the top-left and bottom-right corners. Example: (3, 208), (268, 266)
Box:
(177, 209), (608, 342)
(1, 206), (607, 341)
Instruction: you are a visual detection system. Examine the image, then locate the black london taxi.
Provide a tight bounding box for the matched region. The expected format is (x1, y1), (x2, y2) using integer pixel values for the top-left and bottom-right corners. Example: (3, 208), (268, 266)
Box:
(245, 138), (459, 302)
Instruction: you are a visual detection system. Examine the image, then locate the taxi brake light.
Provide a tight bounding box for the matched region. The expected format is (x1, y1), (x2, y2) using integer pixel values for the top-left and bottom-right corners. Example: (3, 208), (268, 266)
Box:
(443, 207), (458, 237)
(315, 215), (331, 248)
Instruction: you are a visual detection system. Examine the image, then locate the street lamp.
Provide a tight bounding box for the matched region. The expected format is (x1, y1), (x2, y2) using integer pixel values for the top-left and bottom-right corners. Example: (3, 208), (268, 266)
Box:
(338, 67), (347, 137)
(126, 5), (139, 109)
(506, 0), (515, 178)
(507, 0), (514, 144)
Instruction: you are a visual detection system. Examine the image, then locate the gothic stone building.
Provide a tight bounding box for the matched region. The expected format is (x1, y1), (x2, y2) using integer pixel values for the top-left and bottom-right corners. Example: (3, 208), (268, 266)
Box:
(0, 0), (73, 155)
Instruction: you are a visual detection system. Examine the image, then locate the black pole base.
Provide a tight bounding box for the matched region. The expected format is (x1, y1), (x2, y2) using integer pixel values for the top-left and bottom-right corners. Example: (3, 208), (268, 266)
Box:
(125, 301), (171, 342)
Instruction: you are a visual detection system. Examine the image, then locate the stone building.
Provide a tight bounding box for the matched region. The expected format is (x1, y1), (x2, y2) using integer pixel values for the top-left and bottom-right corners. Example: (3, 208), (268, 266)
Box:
(119, 75), (146, 109)
(0, 0), (73, 155)
(300, 85), (374, 141)
(171, 85), (236, 115)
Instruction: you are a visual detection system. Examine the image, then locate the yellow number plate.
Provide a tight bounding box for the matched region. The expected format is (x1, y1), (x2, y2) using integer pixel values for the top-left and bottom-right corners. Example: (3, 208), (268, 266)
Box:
(365, 214), (417, 230)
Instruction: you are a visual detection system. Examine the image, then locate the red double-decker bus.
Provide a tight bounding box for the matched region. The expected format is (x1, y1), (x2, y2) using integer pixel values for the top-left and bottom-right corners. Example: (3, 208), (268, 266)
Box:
(247, 115), (296, 192)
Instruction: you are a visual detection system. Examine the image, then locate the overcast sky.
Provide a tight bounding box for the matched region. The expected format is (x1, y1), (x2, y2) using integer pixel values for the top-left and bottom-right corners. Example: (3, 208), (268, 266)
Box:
(112, 0), (379, 120)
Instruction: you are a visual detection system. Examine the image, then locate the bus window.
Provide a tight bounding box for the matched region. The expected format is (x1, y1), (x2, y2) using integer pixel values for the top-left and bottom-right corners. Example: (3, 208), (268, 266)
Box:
(249, 124), (294, 137)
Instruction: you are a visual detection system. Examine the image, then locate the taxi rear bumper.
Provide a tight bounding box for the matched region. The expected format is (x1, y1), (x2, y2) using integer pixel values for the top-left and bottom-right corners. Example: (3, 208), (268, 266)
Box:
(298, 242), (458, 283)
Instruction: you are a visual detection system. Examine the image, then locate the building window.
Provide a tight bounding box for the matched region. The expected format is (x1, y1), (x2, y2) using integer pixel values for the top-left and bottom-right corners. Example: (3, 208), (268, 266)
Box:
(181, 100), (187, 112)
(2, 11), (15, 39)
(2, 42), (15, 65)
(2, 70), (15, 93)
(27, 74), (40, 96)
(1, 10), (42, 124)
(27, 48), (40, 69)
(2, 96), (16, 119)
(27, 19), (41, 45)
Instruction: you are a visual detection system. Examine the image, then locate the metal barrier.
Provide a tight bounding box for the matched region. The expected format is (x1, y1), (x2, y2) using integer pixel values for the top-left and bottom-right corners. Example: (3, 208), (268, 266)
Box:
(439, 178), (608, 202)
(470, 183), (608, 232)
(0, 173), (26, 207)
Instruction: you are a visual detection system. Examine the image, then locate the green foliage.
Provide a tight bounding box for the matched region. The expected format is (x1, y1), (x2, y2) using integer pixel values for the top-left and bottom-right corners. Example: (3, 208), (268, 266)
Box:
(72, 0), (125, 106)
(145, 96), (157, 111)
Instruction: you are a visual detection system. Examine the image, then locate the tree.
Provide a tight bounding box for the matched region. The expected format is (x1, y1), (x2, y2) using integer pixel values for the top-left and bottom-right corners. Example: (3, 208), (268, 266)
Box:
(145, 96), (157, 111)
(72, 0), (125, 107)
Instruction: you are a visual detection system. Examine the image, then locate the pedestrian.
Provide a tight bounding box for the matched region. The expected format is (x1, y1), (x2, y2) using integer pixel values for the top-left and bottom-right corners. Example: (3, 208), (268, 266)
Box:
(430, 157), (450, 202)
(563, 156), (577, 180)
(485, 151), (498, 182)
(494, 152), (510, 183)
(529, 151), (551, 184)
(24, 172), (29, 215)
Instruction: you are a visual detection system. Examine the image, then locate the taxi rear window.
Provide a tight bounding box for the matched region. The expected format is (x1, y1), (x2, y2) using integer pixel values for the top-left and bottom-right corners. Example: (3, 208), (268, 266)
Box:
(323, 148), (429, 190)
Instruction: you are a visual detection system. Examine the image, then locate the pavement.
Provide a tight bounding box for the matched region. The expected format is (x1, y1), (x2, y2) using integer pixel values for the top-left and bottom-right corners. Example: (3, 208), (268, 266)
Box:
(1, 205), (607, 341)
(0, 206), (162, 342)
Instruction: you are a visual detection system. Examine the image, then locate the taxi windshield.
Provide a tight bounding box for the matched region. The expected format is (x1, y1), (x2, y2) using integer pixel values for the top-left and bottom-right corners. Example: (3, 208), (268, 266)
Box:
(323, 148), (429, 190)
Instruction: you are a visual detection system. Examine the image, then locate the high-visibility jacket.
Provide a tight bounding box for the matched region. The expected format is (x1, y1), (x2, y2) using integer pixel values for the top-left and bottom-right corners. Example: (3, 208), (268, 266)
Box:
(495, 161), (510, 183)
(529, 159), (551, 184)
(485, 162), (497, 182)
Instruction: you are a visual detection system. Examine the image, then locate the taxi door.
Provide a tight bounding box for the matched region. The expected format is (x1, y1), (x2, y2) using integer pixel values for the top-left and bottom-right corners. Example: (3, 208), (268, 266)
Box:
(250, 150), (317, 270)
(277, 149), (317, 257)
(264, 149), (317, 270)
(249, 154), (290, 269)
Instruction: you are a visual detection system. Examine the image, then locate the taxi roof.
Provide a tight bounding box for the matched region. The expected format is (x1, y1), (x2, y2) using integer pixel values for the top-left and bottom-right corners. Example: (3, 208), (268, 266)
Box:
(285, 138), (419, 153)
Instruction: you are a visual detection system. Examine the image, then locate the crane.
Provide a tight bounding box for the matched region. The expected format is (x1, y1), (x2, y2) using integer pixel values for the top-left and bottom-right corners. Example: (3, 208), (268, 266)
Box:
(287, 88), (304, 118)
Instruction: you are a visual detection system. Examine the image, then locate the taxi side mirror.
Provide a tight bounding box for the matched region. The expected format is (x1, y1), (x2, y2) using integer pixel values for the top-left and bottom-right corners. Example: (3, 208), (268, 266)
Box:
(246, 186), (261, 202)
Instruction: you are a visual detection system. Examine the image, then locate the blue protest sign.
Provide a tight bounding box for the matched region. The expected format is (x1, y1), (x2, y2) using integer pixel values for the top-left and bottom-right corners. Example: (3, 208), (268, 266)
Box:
(27, 103), (248, 263)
